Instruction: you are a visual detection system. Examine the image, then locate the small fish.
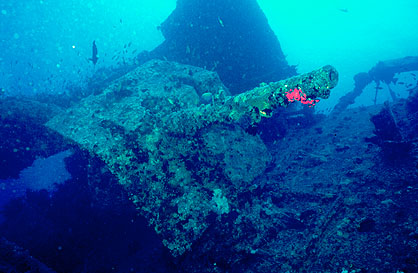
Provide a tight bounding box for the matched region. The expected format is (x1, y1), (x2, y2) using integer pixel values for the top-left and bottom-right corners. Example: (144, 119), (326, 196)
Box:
(89, 40), (98, 66)
(398, 82), (405, 84)
(217, 17), (224, 27)
(338, 8), (349, 13)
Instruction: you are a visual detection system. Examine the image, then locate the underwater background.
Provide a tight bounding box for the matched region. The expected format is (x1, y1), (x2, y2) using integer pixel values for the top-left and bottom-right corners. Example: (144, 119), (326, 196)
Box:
(1, 0), (418, 272)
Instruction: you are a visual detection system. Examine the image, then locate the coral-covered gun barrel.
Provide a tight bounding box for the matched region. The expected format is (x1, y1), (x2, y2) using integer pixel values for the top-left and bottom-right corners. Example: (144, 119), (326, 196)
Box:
(167, 65), (339, 134)
(227, 65), (339, 121)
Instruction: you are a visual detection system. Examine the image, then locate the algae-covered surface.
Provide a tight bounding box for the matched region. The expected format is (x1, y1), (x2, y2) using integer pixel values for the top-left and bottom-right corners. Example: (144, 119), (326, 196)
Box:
(46, 60), (268, 256)
(46, 59), (337, 256)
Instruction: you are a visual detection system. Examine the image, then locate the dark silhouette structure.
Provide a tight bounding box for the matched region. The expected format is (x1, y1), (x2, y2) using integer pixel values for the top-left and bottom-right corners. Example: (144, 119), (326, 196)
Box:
(147, 0), (296, 94)
(333, 56), (418, 114)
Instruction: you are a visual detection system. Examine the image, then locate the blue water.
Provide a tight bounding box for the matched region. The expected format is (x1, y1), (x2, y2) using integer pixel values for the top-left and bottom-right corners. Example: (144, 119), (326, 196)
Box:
(1, 0), (417, 272)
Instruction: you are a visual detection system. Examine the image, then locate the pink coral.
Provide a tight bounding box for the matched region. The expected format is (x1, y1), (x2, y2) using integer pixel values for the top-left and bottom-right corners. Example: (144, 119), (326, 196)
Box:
(285, 88), (319, 107)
